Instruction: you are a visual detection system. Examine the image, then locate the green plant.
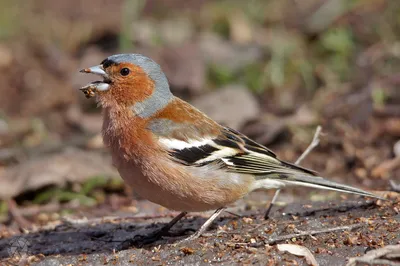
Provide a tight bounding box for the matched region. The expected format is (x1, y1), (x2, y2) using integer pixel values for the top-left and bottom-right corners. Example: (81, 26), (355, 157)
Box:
(207, 64), (236, 87)
(0, 1), (20, 39)
(319, 27), (355, 80)
(372, 87), (387, 107)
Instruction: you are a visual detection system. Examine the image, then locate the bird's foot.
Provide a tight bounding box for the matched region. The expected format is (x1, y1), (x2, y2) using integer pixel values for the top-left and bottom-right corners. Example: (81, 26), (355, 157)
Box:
(175, 208), (226, 245)
(175, 230), (203, 245)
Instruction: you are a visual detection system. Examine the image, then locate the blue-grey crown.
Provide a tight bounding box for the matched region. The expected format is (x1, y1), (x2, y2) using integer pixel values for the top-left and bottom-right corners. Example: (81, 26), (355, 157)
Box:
(103, 54), (173, 118)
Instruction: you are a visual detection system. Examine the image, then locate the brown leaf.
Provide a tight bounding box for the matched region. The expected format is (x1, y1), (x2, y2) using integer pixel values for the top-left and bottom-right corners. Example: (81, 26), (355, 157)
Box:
(277, 244), (319, 266)
(0, 148), (119, 199)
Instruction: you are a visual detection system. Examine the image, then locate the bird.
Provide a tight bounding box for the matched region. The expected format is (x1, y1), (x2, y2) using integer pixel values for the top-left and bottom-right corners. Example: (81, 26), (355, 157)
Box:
(79, 53), (382, 244)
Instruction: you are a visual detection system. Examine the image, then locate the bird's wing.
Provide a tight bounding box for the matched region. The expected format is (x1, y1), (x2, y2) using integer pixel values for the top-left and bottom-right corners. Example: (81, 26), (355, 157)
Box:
(156, 125), (317, 177)
(153, 122), (382, 199)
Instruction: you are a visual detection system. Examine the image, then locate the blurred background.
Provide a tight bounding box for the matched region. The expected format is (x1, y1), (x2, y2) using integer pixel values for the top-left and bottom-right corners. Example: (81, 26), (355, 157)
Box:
(0, 0), (399, 231)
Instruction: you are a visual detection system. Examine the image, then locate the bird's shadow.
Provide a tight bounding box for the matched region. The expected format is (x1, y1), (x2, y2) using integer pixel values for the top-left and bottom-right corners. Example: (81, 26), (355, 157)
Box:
(0, 199), (378, 259)
(0, 215), (233, 258)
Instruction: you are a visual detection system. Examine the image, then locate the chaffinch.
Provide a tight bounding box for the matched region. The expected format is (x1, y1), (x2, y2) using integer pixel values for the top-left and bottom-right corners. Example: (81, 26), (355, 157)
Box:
(79, 54), (381, 243)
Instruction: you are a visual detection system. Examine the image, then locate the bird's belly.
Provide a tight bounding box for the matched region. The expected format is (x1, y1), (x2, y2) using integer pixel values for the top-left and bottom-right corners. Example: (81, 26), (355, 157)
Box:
(114, 154), (254, 212)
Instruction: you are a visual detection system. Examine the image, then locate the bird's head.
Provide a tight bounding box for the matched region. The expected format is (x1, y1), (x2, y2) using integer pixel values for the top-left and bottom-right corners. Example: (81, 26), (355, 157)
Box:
(80, 54), (173, 117)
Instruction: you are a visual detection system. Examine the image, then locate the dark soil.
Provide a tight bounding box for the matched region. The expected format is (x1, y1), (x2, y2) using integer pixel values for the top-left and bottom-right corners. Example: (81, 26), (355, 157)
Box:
(1, 195), (399, 265)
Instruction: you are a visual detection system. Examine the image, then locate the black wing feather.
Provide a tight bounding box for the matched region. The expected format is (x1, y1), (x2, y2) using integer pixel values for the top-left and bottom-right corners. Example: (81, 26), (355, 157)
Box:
(166, 126), (317, 177)
(170, 144), (219, 165)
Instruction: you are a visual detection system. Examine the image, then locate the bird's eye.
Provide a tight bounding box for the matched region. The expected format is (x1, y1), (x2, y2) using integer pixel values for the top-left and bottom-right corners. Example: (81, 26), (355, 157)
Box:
(120, 68), (130, 76)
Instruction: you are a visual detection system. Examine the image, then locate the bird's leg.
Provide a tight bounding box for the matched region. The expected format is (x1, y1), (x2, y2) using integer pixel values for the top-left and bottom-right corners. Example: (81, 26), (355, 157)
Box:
(179, 207), (225, 243)
(117, 211), (187, 249)
(157, 211), (187, 235)
(264, 189), (281, 219)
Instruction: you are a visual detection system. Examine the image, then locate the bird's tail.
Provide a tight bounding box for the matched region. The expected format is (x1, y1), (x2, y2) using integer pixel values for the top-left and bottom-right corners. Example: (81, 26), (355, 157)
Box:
(277, 173), (384, 199)
(267, 161), (385, 200)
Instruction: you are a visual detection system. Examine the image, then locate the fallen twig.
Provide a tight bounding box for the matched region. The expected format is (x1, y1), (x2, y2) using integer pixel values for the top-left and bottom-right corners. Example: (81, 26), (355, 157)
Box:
(346, 244), (400, 266)
(246, 223), (364, 248)
(295, 126), (322, 165)
(7, 199), (31, 230)
(265, 126), (322, 219)
(262, 223), (363, 246)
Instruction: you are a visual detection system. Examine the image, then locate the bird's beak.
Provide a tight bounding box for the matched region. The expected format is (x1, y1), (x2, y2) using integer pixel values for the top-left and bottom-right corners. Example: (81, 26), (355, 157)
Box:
(79, 65), (111, 98)
(80, 65), (108, 79)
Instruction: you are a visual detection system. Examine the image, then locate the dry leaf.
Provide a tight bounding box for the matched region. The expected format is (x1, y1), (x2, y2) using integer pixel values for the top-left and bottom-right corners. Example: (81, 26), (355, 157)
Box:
(0, 148), (120, 199)
(277, 244), (319, 266)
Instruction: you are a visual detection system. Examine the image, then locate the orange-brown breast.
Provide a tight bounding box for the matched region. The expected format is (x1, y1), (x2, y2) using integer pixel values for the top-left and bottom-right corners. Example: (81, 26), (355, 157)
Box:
(102, 105), (157, 159)
(101, 99), (254, 211)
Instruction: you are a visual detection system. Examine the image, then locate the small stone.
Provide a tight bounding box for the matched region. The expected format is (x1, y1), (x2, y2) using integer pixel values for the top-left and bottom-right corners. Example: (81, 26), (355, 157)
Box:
(159, 18), (194, 46)
(242, 217), (253, 224)
(199, 33), (263, 72)
(160, 43), (205, 93)
(192, 84), (260, 129)
(37, 213), (50, 223)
